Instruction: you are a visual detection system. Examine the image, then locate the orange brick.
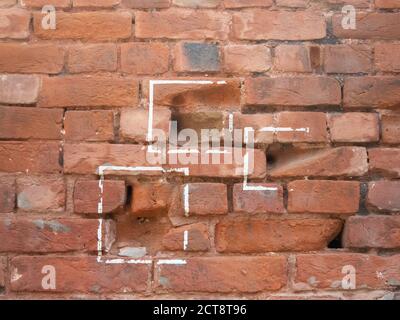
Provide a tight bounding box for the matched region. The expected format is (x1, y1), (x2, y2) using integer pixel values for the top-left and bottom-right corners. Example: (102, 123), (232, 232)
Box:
(224, 45), (272, 73)
(67, 44), (117, 73)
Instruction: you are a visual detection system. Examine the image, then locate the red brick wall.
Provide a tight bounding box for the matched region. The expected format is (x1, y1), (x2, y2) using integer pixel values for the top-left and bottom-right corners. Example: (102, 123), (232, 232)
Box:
(0, 0), (399, 300)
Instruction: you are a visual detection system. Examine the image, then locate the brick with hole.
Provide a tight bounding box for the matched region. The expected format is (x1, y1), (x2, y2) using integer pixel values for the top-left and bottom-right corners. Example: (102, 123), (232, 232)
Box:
(375, 44), (400, 73)
(67, 44), (117, 73)
(368, 148), (400, 178)
(233, 183), (284, 214)
(121, 0), (170, 8)
(294, 254), (400, 291)
(0, 177), (15, 213)
(0, 75), (40, 105)
(162, 223), (210, 251)
(121, 43), (169, 75)
(328, 113), (379, 143)
(274, 45), (320, 73)
(174, 42), (220, 73)
(343, 216), (400, 249)
(0, 107), (63, 140)
(323, 45), (372, 74)
(64, 110), (114, 142)
(155, 256), (287, 293)
(74, 180), (126, 215)
(10, 256), (150, 293)
(232, 113), (275, 144)
(0, 142), (61, 174)
(131, 183), (175, 217)
(224, 0), (272, 8)
(17, 176), (65, 212)
(270, 147), (368, 178)
(0, 218), (114, 253)
(382, 114), (400, 144)
(366, 181), (400, 213)
(224, 45), (272, 74)
(215, 218), (343, 252)
(288, 180), (360, 214)
(0, 9), (30, 39)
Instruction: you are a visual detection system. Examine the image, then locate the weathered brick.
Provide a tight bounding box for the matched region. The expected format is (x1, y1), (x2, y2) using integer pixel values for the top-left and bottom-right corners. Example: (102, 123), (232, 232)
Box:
(224, 44), (272, 73)
(155, 256), (287, 293)
(344, 77), (400, 109)
(245, 77), (341, 107)
(216, 218), (343, 252)
(22, 0), (70, 8)
(17, 177), (65, 212)
(67, 44), (117, 73)
(288, 180), (360, 214)
(0, 44), (65, 74)
(0, 218), (113, 253)
(367, 181), (400, 213)
(343, 216), (400, 249)
(233, 10), (326, 40)
(39, 76), (138, 108)
(0, 177), (15, 213)
(136, 9), (230, 40)
(375, 44), (400, 73)
(10, 256), (150, 293)
(162, 223), (210, 251)
(270, 147), (368, 178)
(324, 45), (372, 74)
(232, 113), (274, 144)
(327, 0), (369, 7)
(368, 148), (400, 178)
(0, 142), (61, 174)
(0, 0), (16, 8)
(274, 45), (320, 72)
(33, 12), (132, 41)
(186, 183), (228, 215)
(224, 0), (272, 8)
(174, 111), (226, 136)
(0, 107), (63, 140)
(382, 114), (400, 144)
(174, 42), (220, 73)
(0, 256), (5, 289)
(121, 43), (169, 75)
(121, 0), (170, 8)
(375, 0), (400, 8)
(0, 9), (30, 39)
(0, 75), (40, 104)
(328, 113), (379, 143)
(73, 0), (120, 8)
(333, 13), (400, 40)
(173, 0), (220, 7)
(74, 180), (126, 214)
(295, 254), (400, 290)
(276, 0), (308, 7)
(64, 110), (114, 142)
(233, 183), (284, 214)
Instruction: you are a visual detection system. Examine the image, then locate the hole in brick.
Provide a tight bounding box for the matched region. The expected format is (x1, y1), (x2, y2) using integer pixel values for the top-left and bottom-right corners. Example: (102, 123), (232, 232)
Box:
(267, 153), (276, 166)
(328, 230), (343, 249)
(125, 185), (133, 207)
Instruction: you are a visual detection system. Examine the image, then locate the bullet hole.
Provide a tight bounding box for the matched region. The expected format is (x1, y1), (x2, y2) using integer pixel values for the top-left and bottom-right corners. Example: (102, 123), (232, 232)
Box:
(125, 185), (133, 207)
(328, 230), (343, 249)
(267, 154), (277, 166)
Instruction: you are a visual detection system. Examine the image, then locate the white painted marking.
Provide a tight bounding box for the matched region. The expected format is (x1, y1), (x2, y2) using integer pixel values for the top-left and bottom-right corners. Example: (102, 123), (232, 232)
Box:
(183, 230), (189, 251)
(259, 127), (310, 133)
(157, 259), (187, 265)
(228, 113), (234, 133)
(105, 259), (152, 265)
(183, 184), (190, 217)
(168, 149), (200, 154)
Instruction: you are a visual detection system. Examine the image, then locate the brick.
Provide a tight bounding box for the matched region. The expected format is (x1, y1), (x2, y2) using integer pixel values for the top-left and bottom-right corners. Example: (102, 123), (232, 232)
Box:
(147, 79), (241, 111)
(21, 0), (70, 8)
(186, 183), (228, 215)
(344, 77), (400, 109)
(368, 148), (400, 178)
(0, 142), (61, 174)
(274, 45), (320, 73)
(67, 44), (117, 73)
(215, 218), (343, 252)
(0, 75), (40, 104)
(73, 0), (120, 7)
(224, 0), (272, 8)
(375, 0), (400, 8)
(0, 218), (113, 253)
(276, 112), (328, 143)
(245, 77), (341, 107)
(0, 107), (63, 140)
(0, 44), (65, 74)
(375, 44), (400, 73)
(288, 180), (360, 214)
(33, 12), (132, 41)
(64, 110), (114, 142)
(367, 181), (400, 213)
(135, 9), (230, 40)
(174, 111), (226, 136)
(131, 183), (175, 217)
(270, 147), (368, 178)
(328, 113), (379, 143)
(0, 9), (30, 39)
(327, 0), (369, 7)
(0, 256), (5, 289)
(162, 223), (210, 251)
(64, 143), (149, 174)
(233, 183), (284, 214)
(173, 0), (220, 7)
(121, 43), (169, 75)
(174, 42), (220, 73)
(224, 45), (272, 73)
(74, 180), (126, 214)
(155, 256), (287, 293)
(276, 0), (308, 7)
(232, 113), (274, 144)
(0, 0), (16, 8)
(10, 256), (150, 293)
(121, 0), (170, 8)
(343, 216), (400, 249)
(333, 13), (400, 40)
(0, 177), (15, 213)
(120, 108), (171, 143)
(39, 76), (138, 108)
(324, 45), (372, 74)
(17, 177), (65, 212)
(295, 254), (400, 290)
(233, 10), (326, 40)
(382, 114), (400, 144)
